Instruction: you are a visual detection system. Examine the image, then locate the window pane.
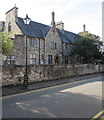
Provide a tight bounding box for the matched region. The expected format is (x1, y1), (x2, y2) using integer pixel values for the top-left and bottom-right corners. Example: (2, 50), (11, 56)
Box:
(48, 55), (53, 64)
(8, 22), (11, 32)
(64, 55), (68, 64)
(33, 54), (35, 58)
(29, 39), (32, 46)
(42, 54), (44, 60)
(50, 42), (52, 49)
(34, 39), (37, 45)
(55, 43), (57, 49)
(50, 42), (57, 49)
(30, 54), (32, 58)
(29, 39), (37, 46)
(30, 58), (36, 64)
(32, 39), (34, 45)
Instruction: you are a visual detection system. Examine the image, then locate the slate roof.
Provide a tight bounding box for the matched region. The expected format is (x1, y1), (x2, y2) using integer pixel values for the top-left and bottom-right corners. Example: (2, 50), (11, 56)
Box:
(16, 17), (80, 43)
(57, 29), (80, 44)
(16, 17), (50, 39)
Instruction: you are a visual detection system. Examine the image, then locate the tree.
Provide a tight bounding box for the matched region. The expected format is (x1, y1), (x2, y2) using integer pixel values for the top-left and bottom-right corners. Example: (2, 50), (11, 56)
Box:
(79, 32), (103, 49)
(0, 32), (13, 55)
(79, 32), (100, 40)
(70, 37), (102, 63)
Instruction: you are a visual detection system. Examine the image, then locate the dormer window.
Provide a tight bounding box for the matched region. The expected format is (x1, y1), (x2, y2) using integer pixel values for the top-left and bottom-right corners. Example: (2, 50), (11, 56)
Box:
(8, 22), (11, 32)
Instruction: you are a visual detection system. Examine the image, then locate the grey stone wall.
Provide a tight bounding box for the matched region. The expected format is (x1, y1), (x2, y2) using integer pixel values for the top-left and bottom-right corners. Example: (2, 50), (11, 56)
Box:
(14, 35), (25, 65)
(2, 64), (104, 87)
(14, 35), (46, 65)
(14, 26), (62, 65)
(45, 27), (62, 64)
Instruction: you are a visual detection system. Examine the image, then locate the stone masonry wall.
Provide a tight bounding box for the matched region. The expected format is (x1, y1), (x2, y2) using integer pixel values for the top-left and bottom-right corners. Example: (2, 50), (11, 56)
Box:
(5, 7), (23, 38)
(14, 35), (25, 65)
(2, 64), (104, 87)
(45, 27), (62, 64)
(14, 26), (62, 65)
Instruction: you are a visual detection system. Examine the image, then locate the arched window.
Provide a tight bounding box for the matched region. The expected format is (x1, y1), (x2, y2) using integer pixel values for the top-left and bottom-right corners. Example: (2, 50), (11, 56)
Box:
(8, 22), (11, 32)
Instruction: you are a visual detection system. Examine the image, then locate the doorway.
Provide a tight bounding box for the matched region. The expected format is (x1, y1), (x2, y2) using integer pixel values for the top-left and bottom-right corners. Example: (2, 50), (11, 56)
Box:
(55, 54), (60, 64)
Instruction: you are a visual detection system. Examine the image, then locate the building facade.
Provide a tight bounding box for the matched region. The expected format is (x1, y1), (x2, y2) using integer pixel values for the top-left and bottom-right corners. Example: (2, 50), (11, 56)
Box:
(3, 6), (80, 65)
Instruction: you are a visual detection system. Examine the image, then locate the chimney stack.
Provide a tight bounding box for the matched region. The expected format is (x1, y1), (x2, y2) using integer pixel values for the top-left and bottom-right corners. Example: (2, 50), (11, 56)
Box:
(56, 21), (64, 30)
(51, 11), (55, 27)
(83, 24), (86, 32)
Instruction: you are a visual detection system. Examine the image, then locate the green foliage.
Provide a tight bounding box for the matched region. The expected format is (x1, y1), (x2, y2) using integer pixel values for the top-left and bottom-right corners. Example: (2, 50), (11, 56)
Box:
(0, 32), (13, 55)
(79, 32), (101, 41)
(71, 37), (102, 63)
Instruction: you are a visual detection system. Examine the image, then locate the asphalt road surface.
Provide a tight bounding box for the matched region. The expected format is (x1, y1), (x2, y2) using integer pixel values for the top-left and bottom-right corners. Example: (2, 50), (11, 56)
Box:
(2, 76), (103, 118)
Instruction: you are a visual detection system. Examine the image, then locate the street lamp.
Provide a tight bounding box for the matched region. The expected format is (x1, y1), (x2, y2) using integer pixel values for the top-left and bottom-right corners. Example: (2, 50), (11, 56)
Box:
(23, 14), (30, 89)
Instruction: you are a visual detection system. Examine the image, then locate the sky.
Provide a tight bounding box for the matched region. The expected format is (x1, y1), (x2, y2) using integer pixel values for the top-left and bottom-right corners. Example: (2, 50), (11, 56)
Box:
(0, 0), (103, 39)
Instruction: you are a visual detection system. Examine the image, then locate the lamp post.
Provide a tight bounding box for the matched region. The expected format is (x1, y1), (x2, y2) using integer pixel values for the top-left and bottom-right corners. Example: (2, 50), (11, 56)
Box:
(23, 14), (30, 89)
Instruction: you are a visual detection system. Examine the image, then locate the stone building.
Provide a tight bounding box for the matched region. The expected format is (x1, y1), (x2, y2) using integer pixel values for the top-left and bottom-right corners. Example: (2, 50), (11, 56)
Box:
(3, 6), (80, 65)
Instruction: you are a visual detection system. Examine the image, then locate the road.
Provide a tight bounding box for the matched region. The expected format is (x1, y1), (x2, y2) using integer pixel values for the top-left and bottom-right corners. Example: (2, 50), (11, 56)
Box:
(2, 76), (103, 118)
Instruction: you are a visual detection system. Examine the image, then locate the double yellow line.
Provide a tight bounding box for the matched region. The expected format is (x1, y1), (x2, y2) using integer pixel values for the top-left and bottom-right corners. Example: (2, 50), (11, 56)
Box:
(91, 110), (104, 120)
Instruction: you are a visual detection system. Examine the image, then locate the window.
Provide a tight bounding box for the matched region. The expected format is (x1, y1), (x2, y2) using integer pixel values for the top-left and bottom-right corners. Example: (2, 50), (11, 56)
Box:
(50, 42), (52, 49)
(50, 42), (57, 49)
(41, 54), (44, 61)
(41, 54), (44, 64)
(55, 42), (57, 49)
(30, 53), (36, 64)
(65, 44), (68, 50)
(48, 55), (53, 64)
(29, 39), (37, 46)
(64, 55), (68, 64)
(4, 56), (15, 65)
(30, 58), (36, 64)
(8, 22), (11, 32)
(63, 43), (69, 51)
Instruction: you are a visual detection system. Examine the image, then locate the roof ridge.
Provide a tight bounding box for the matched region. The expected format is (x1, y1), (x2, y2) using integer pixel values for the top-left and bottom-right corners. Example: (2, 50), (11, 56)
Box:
(5, 6), (18, 14)
(31, 20), (50, 27)
(63, 29), (78, 35)
(56, 27), (78, 36)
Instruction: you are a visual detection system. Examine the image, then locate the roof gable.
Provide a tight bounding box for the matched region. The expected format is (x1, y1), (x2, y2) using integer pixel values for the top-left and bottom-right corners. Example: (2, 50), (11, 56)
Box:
(6, 7), (18, 14)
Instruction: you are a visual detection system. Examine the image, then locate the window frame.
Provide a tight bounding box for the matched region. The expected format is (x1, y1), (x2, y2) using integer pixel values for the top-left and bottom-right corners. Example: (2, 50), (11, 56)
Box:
(29, 38), (37, 46)
(8, 22), (11, 32)
(48, 55), (53, 64)
(30, 53), (36, 64)
(50, 42), (57, 49)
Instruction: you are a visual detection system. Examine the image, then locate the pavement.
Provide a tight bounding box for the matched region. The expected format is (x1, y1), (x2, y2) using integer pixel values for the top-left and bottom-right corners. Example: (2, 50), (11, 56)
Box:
(2, 73), (103, 96)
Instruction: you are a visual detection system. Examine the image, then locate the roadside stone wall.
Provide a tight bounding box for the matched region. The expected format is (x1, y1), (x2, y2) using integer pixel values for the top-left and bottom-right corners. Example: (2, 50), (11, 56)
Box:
(2, 64), (104, 87)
